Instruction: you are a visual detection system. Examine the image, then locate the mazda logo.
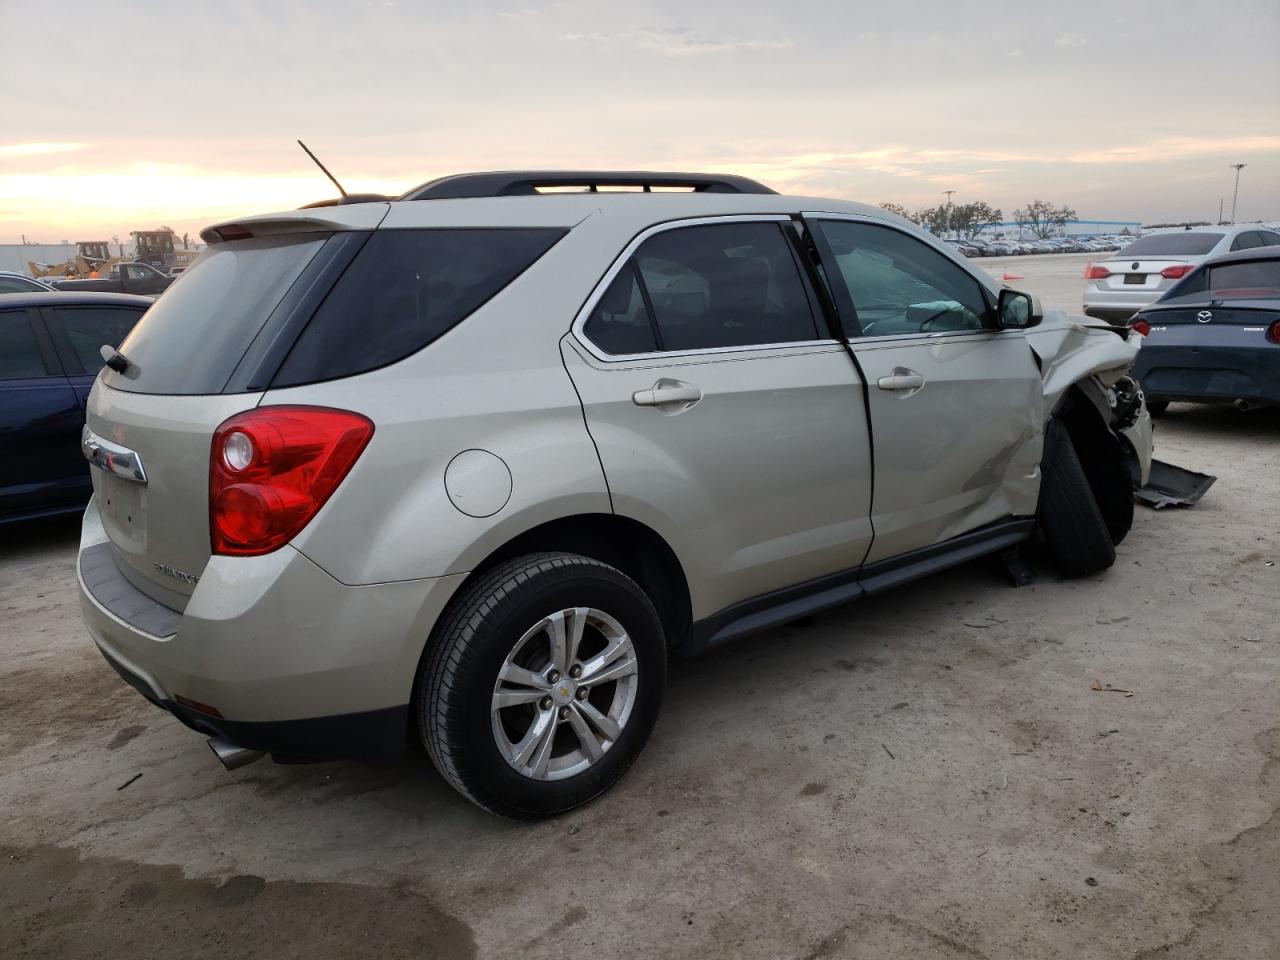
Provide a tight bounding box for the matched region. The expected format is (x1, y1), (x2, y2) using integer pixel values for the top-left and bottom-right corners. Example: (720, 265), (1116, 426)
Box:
(1197, 311), (1213, 323)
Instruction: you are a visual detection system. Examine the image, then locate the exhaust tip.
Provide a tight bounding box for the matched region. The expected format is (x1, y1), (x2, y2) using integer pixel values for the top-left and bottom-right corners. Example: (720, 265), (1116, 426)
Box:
(208, 737), (265, 771)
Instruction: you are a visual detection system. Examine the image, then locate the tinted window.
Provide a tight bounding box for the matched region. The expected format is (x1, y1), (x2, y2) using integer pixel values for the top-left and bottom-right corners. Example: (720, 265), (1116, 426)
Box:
(626, 222), (817, 352)
(124, 263), (152, 280)
(1259, 232), (1280, 246)
(53, 306), (145, 374)
(583, 265), (657, 355)
(273, 228), (566, 386)
(1119, 233), (1224, 257)
(104, 234), (327, 395)
(0, 310), (52, 379)
(1203, 260), (1280, 297)
(0, 276), (43, 293)
(1230, 232), (1261, 252)
(816, 221), (989, 337)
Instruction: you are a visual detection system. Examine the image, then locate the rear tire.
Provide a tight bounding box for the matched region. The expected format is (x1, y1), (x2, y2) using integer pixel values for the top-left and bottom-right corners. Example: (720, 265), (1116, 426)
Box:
(417, 552), (665, 819)
(1146, 400), (1169, 416)
(1039, 419), (1116, 577)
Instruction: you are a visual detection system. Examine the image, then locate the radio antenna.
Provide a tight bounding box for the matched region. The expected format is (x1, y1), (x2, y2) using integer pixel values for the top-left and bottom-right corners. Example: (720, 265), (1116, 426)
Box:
(297, 139), (348, 198)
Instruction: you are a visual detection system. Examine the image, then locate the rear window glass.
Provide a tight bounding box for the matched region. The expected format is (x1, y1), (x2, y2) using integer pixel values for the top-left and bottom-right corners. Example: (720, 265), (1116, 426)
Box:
(1204, 260), (1280, 297)
(104, 234), (327, 395)
(272, 228), (566, 387)
(1119, 233), (1223, 257)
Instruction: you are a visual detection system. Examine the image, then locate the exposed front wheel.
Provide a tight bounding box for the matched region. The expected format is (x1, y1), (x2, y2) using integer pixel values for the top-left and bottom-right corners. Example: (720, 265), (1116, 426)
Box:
(1038, 419), (1117, 577)
(417, 553), (665, 818)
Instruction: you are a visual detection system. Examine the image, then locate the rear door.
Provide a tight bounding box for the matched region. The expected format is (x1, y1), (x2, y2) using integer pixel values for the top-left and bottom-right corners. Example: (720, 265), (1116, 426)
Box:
(807, 216), (1043, 563)
(42, 302), (147, 411)
(0, 306), (84, 518)
(564, 216), (874, 618)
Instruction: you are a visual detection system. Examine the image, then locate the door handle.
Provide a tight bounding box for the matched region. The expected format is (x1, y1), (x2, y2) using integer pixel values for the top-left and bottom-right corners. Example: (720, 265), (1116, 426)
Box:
(632, 379), (702, 410)
(876, 369), (926, 392)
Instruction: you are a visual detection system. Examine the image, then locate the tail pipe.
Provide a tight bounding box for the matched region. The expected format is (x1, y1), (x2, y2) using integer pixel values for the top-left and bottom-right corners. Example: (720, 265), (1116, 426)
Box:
(208, 737), (265, 771)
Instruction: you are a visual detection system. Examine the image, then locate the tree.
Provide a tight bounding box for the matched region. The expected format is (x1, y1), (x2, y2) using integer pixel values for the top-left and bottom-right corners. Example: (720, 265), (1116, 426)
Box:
(878, 202), (916, 223)
(914, 204), (950, 235)
(1012, 200), (1076, 239)
(950, 202), (1003, 239)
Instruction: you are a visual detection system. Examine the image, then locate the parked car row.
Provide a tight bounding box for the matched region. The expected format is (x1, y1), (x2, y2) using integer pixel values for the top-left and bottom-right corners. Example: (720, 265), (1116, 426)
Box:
(944, 236), (1136, 258)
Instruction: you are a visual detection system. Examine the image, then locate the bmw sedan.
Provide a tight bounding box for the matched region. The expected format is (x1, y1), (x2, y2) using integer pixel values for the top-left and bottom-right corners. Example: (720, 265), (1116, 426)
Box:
(1084, 226), (1280, 324)
(1129, 247), (1280, 413)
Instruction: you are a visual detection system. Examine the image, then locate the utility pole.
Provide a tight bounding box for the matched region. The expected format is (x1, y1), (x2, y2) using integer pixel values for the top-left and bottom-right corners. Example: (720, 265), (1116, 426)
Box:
(1218, 198), (1224, 225)
(942, 190), (955, 237)
(1229, 163), (1246, 223)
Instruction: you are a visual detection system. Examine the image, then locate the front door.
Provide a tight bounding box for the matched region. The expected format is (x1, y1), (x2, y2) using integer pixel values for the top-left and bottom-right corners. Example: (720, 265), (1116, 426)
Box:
(808, 216), (1044, 563)
(564, 216), (874, 619)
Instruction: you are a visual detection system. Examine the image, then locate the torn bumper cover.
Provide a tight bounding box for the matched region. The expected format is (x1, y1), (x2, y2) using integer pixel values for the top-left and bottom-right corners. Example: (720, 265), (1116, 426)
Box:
(1135, 460), (1217, 509)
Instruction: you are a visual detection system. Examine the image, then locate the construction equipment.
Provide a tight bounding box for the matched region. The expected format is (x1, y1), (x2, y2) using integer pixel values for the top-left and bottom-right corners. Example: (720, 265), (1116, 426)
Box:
(29, 240), (125, 279)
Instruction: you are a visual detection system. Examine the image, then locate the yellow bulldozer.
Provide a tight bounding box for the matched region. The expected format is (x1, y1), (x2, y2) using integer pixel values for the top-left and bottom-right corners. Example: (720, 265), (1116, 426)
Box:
(28, 240), (125, 279)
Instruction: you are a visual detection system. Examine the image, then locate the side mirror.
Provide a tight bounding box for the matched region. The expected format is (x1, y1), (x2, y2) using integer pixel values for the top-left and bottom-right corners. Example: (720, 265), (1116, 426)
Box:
(997, 288), (1042, 329)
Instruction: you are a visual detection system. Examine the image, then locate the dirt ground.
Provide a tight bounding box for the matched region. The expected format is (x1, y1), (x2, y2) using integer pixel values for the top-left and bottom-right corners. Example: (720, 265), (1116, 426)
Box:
(2, 255), (1277, 959)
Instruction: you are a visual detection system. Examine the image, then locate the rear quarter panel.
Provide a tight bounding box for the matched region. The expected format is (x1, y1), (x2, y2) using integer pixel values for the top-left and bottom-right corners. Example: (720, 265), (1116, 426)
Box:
(276, 221), (623, 585)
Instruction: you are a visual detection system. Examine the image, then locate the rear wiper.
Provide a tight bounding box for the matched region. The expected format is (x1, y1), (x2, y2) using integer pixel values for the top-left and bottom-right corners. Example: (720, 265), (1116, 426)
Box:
(99, 345), (132, 374)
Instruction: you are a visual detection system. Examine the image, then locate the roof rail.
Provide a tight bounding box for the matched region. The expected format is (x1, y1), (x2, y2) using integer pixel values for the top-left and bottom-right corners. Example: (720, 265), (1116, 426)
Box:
(400, 171), (776, 201)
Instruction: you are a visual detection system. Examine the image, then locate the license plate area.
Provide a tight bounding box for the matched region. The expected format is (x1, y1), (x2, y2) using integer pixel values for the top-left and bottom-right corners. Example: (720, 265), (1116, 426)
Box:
(96, 474), (147, 552)
(1124, 273), (1147, 285)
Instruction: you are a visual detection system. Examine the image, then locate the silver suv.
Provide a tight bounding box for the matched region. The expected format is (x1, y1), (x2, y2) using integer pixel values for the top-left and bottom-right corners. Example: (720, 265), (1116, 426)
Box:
(77, 171), (1152, 817)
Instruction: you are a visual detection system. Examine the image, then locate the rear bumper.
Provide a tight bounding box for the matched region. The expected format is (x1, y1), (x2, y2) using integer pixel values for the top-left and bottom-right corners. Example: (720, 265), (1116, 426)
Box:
(77, 496), (466, 760)
(1083, 287), (1163, 323)
(1132, 345), (1280, 404)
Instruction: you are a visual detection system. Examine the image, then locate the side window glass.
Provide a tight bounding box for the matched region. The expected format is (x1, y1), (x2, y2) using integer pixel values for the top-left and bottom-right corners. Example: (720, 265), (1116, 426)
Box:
(0, 310), (54, 379)
(633, 222), (819, 351)
(53, 307), (144, 373)
(1260, 232), (1280, 247)
(582, 266), (657, 355)
(815, 221), (990, 337)
(0, 277), (37, 293)
(1230, 232), (1260, 252)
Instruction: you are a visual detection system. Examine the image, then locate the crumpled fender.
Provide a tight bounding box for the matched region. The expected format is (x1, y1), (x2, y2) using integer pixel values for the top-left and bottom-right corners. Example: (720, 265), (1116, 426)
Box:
(1025, 309), (1152, 486)
(1026, 309), (1139, 410)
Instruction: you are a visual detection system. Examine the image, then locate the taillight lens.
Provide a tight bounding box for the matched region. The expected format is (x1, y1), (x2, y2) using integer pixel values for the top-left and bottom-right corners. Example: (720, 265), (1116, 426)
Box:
(1129, 318), (1151, 337)
(1085, 265), (1111, 279)
(1160, 264), (1194, 279)
(1267, 320), (1280, 344)
(210, 406), (374, 556)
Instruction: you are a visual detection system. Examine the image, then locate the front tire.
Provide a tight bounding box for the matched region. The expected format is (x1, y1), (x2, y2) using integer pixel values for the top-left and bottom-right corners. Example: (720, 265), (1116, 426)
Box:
(1146, 399), (1169, 416)
(1038, 419), (1117, 577)
(417, 553), (666, 818)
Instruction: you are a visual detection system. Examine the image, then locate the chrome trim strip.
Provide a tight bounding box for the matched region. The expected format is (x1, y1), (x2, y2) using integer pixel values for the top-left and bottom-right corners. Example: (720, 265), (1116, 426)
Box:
(570, 214), (836, 363)
(81, 425), (148, 484)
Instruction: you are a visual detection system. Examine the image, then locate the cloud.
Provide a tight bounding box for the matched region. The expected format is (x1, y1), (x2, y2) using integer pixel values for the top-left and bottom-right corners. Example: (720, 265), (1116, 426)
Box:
(1055, 33), (1088, 47)
(0, 142), (86, 158)
(564, 28), (793, 57)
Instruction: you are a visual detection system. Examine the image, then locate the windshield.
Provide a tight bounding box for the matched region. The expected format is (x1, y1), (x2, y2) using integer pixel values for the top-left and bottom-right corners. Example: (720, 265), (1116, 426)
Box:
(103, 233), (327, 395)
(1119, 233), (1223, 257)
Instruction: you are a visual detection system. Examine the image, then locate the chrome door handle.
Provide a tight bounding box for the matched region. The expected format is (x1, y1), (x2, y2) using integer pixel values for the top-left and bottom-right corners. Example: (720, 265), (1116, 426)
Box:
(632, 379), (702, 410)
(876, 369), (926, 392)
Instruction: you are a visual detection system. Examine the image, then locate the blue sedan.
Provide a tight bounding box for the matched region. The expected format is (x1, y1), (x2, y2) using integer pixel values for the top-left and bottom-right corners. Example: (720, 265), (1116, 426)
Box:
(1129, 247), (1280, 414)
(1, 291), (152, 523)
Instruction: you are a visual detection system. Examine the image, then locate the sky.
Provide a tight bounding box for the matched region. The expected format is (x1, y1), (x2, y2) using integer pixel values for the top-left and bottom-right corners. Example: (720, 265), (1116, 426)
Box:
(2, 0), (1278, 243)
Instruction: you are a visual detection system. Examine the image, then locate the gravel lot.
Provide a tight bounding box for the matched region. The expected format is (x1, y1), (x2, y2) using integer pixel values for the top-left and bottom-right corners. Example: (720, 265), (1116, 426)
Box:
(3, 254), (1277, 960)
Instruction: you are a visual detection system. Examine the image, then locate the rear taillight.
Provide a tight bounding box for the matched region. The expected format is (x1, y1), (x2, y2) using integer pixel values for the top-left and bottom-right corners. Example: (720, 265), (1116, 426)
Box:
(1129, 318), (1151, 337)
(1268, 320), (1280, 344)
(1085, 265), (1111, 279)
(210, 406), (374, 556)
(1160, 264), (1194, 279)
